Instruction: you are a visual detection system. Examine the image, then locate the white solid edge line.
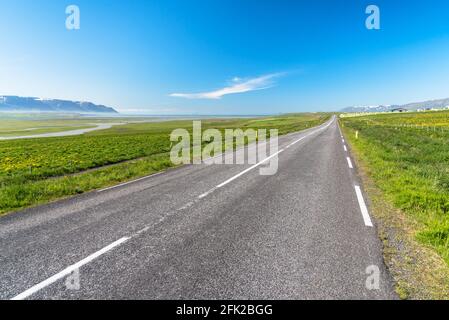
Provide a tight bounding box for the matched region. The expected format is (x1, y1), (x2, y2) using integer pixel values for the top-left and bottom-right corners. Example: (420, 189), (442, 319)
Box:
(346, 157), (353, 169)
(97, 172), (164, 192)
(11, 237), (130, 300)
(354, 186), (373, 227)
(215, 118), (334, 190)
(198, 188), (216, 199)
(98, 117), (335, 193)
(205, 116), (333, 163)
(197, 117), (334, 198)
(215, 148), (285, 189)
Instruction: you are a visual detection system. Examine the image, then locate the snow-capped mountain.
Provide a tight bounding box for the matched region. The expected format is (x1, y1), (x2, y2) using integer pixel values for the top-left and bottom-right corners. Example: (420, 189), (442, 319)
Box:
(340, 105), (395, 113)
(0, 96), (118, 113)
(341, 98), (449, 113)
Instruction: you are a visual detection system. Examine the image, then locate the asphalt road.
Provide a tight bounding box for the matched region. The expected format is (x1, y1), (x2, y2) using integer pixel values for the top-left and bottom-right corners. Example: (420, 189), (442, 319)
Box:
(0, 117), (397, 300)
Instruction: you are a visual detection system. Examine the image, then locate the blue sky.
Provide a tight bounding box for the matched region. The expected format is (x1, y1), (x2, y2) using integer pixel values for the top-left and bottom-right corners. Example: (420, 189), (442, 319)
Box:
(1, 0), (449, 114)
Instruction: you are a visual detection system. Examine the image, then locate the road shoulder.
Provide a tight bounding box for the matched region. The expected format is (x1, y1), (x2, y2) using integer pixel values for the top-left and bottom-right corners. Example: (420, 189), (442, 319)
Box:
(341, 123), (449, 300)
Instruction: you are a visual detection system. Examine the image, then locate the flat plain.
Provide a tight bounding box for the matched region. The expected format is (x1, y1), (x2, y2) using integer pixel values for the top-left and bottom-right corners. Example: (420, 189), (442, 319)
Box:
(0, 113), (330, 215)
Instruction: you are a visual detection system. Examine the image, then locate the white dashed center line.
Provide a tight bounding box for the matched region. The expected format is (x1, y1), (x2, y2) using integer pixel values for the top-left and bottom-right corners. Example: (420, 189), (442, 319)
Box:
(346, 157), (353, 169)
(339, 127), (374, 228)
(354, 186), (373, 227)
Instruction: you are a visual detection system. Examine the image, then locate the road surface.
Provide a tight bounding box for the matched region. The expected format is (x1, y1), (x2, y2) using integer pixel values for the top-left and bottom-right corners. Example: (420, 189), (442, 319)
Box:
(0, 117), (396, 299)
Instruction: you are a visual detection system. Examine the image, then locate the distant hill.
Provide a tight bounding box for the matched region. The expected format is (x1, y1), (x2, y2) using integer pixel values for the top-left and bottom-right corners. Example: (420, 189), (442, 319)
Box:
(341, 98), (449, 113)
(0, 96), (118, 113)
(340, 105), (394, 113)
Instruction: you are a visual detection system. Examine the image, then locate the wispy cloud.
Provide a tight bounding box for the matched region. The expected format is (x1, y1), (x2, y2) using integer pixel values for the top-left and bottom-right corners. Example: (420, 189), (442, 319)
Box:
(170, 73), (283, 100)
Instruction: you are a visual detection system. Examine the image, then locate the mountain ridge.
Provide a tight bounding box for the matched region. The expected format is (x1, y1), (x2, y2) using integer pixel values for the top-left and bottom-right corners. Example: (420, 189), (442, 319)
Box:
(0, 96), (118, 113)
(341, 98), (449, 113)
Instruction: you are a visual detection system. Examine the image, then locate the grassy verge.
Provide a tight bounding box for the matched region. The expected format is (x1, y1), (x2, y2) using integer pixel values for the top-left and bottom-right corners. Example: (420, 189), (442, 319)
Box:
(0, 113), (330, 215)
(340, 111), (449, 299)
(0, 154), (174, 216)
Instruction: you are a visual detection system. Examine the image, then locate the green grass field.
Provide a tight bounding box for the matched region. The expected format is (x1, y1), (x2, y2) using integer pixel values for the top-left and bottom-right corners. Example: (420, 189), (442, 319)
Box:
(0, 113), (330, 215)
(340, 111), (449, 265)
